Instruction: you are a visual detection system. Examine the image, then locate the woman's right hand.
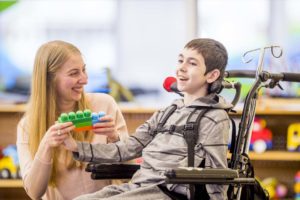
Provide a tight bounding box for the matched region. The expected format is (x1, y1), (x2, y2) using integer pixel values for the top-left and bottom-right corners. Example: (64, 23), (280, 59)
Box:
(41, 122), (75, 148)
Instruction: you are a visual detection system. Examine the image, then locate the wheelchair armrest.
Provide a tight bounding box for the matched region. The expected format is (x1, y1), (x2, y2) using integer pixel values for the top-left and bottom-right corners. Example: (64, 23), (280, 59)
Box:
(86, 163), (140, 180)
(165, 167), (255, 185)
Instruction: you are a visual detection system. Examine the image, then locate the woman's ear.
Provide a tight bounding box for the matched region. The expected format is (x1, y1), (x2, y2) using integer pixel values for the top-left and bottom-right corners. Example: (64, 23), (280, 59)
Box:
(206, 69), (220, 83)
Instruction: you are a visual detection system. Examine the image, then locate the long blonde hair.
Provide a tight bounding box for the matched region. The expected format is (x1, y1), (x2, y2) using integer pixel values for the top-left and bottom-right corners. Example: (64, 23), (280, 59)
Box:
(24, 40), (93, 184)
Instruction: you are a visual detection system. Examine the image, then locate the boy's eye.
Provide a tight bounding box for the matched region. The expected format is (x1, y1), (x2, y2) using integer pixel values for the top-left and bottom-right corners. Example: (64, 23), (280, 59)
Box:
(178, 59), (183, 63)
(189, 61), (197, 66)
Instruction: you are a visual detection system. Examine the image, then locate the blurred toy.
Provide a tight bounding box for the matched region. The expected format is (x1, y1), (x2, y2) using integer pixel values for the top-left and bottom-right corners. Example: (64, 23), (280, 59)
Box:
(295, 171), (300, 200)
(106, 68), (134, 102)
(250, 118), (272, 153)
(0, 145), (20, 179)
(261, 177), (288, 199)
(58, 109), (105, 132)
(287, 123), (300, 151)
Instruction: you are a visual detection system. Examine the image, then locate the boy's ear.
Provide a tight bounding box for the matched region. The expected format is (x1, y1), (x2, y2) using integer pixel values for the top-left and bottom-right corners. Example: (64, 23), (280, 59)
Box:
(206, 69), (221, 83)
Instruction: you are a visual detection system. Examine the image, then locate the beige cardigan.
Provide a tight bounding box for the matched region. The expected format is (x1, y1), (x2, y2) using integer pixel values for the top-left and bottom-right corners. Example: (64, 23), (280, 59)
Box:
(17, 93), (128, 200)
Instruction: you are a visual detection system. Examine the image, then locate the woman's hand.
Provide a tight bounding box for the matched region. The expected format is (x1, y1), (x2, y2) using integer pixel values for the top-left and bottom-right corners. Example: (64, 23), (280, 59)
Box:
(41, 122), (75, 149)
(92, 115), (119, 142)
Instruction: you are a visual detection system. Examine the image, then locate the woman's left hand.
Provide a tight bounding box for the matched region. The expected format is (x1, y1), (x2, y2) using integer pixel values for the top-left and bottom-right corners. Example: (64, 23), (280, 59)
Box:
(92, 115), (119, 142)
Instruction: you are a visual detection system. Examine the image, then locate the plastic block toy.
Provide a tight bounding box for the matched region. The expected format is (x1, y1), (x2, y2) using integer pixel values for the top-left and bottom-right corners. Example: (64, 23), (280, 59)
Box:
(287, 123), (300, 151)
(295, 171), (300, 200)
(261, 177), (288, 199)
(0, 145), (20, 179)
(58, 109), (106, 132)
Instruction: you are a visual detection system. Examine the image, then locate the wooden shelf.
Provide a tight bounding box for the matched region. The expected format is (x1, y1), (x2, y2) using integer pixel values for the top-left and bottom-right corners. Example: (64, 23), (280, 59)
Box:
(1, 98), (300, 115)
(0, 179), (23, 188)
(249, 151), (300, 161)
(0, 104), (26, 112)
(119, 106), (157, 114)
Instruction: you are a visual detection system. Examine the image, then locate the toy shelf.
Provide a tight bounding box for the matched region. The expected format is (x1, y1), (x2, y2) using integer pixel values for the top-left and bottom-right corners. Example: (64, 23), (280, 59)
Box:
(249, 151), (300, 161)
(0, 180), (30, 200)
(0, 179), (23, 188)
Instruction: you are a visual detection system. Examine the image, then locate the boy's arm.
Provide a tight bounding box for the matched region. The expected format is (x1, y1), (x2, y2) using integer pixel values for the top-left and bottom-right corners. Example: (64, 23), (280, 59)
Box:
(73, 110), (162, 163)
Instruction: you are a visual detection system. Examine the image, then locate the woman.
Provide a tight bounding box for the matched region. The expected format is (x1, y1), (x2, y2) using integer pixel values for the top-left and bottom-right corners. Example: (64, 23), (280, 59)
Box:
(16, 40), (128, 200)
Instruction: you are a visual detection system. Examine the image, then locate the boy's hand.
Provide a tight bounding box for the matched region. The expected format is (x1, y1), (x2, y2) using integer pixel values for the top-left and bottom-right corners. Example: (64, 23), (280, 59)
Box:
(63, 133), (79, 152)
(92, 115), (119, 142)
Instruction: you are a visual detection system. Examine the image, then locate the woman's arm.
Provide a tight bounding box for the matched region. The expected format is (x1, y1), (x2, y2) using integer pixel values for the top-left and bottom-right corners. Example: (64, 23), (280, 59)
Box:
(17, 120), (52, 199)
(17, 119), (74, 199)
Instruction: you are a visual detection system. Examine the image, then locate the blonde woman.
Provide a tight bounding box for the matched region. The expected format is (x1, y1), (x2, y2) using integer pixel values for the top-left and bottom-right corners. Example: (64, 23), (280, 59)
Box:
(17, 40), (128, 200)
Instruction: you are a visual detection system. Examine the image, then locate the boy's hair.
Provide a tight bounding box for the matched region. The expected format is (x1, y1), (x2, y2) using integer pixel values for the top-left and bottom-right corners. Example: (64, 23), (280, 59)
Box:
(184, 38), (228, 79)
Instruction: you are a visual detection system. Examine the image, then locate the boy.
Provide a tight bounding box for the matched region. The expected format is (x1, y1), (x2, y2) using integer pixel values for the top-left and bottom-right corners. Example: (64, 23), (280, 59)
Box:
(64, 38), (232, 200)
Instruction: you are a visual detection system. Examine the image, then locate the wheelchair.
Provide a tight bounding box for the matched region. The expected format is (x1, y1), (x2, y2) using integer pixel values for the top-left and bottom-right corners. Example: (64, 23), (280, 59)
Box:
(86, 46), (300, 200)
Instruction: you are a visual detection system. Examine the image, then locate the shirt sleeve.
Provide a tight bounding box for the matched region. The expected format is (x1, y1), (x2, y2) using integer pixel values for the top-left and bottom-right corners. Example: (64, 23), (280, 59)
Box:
(73, 110), (162, 163)
(195, 112), (230, 200)
(16, 119), (53, 199)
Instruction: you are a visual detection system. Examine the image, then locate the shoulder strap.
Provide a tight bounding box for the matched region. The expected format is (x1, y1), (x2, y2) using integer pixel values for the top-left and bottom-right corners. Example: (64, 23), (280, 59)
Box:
(151, 104), (177, 137)
(183, 108), (210, 167)
(183, 107), (210, 200)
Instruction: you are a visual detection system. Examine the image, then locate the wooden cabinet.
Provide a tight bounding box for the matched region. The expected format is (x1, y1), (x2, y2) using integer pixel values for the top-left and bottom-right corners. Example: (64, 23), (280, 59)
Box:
(0, 99), (300, 199)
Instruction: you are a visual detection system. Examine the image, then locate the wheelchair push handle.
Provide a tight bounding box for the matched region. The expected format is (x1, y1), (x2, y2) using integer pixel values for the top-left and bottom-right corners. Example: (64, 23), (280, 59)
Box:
(225, 70), (300, 83)
(224, 70), (256, 79)
(276, 72), (300, 82)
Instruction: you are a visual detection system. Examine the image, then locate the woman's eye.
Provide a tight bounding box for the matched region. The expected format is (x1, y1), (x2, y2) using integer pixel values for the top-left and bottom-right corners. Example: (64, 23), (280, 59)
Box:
(70, 71), (79, 76)
(178, 59), (183, 63)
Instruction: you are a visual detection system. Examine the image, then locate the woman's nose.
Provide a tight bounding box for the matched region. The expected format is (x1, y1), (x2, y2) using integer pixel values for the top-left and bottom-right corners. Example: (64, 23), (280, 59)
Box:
(79, 72), (88, 84)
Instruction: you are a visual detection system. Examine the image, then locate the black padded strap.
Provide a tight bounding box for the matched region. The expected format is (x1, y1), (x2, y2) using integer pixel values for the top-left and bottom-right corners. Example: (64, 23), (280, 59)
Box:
(184, 108), (210, 167)
(152, 104), (177, 137)
(158, 104), (177, 128)
(183, 108), (209, 200)
(229, 118), (236, 154)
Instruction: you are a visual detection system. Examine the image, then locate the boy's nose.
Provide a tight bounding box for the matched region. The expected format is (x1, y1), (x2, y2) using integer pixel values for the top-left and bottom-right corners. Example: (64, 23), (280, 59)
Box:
(178, 63), (187, 72)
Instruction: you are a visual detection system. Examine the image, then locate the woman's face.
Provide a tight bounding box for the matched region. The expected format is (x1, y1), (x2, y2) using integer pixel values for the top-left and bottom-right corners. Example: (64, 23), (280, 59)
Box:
(55, 53), (88, 104)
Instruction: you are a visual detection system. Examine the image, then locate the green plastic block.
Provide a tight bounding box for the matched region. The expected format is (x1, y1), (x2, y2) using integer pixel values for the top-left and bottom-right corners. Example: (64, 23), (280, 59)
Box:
(58, 109), (92, 125)
(75, 121), (93, 128)
(58, 109), (106, 131)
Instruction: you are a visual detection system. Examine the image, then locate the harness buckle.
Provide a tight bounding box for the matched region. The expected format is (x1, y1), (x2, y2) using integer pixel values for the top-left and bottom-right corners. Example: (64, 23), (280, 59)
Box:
(169, 125), (176, 133)
(150, 129), (158, 137)
(184, 124), (194, 131)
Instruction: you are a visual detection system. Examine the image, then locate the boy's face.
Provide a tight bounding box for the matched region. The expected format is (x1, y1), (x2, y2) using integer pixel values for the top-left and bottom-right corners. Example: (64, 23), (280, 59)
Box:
(176, 48), (210, 96)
